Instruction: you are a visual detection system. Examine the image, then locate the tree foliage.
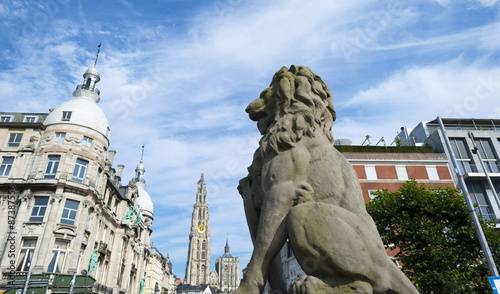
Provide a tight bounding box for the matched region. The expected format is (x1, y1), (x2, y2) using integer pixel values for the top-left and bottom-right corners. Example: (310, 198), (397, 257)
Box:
(366, 180), (500, 293)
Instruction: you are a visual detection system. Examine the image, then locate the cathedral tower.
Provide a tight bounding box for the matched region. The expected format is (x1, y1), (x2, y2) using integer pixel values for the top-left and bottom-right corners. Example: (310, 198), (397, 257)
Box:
(214, 238), (240, 292)
(185, 173), (211, 285)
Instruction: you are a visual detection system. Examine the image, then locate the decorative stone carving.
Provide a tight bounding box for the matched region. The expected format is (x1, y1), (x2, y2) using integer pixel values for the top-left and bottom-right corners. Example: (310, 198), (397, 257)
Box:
(51, 193), (63, 203)
(20, 143), (35, 152)
(126, 229), (136, 238)
(83, 230), (90, 245)
(20, 189), (33, 202)
(53, 224), (77, 239)
(19, 135), (38, 151)
(28, 171), (37, 179)
(83, 200), (95, 209)
(144, 218), (152, 226)
(23, 222), (44, 235)
(234, 66), (418, 294)
(93, 144), (104, 155)
(125, 185), (137, 200)
(29, 135), (39, 143)
(42, 134), (53, 144)
(65, 136), (82, 144)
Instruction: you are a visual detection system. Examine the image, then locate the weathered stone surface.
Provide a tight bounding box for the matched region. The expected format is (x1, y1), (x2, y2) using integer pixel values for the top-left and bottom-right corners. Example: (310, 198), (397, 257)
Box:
(233, 66), (419, 294)
(290, 275), (372, 294)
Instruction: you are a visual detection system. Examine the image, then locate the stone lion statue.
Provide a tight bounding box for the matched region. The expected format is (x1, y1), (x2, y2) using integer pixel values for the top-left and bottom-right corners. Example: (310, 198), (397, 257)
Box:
(235, 66), (418, 294)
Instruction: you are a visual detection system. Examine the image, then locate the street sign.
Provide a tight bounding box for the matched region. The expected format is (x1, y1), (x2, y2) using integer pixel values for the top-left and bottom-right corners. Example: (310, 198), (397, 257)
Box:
(489, 276), (500, 294)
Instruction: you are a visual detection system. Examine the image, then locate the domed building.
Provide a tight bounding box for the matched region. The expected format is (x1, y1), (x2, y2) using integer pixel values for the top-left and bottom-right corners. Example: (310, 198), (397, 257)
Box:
(0, 64), (156, 294)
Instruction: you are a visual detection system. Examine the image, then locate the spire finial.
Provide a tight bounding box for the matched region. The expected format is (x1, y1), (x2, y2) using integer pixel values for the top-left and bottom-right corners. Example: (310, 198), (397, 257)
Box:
(135, 146), (146, 182)
(94, 42), (102, 67)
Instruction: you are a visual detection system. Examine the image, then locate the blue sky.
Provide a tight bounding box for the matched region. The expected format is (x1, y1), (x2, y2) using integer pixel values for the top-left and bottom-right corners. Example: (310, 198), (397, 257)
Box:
(1, 0), (500, 279)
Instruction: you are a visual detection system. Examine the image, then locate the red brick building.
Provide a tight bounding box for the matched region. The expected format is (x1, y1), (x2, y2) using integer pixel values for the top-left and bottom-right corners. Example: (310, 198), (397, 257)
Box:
(343, 152), (454, 202)
(338, 146), (455, 266)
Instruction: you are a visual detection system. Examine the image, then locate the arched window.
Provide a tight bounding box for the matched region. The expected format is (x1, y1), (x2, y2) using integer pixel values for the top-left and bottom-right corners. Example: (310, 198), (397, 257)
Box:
(202, 240), (206, 250)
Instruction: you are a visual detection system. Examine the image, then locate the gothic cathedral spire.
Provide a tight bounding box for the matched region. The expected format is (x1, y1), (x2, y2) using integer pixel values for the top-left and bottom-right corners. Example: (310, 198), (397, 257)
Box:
(185, 173), (211, 286)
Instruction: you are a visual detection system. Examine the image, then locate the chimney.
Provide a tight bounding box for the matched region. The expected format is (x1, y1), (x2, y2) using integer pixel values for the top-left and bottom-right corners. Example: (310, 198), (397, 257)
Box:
(108, 150), (117, 166)
(117, 164), (124, 179)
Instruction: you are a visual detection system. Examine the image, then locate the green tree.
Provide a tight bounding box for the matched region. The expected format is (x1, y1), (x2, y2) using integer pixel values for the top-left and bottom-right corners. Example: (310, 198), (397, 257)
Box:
(366, 180), (500, 293)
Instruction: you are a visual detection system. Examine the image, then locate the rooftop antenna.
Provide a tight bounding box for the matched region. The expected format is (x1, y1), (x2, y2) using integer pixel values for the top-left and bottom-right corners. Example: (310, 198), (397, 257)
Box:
(94, 42), (102, 67)
(141, 144), (145, 161)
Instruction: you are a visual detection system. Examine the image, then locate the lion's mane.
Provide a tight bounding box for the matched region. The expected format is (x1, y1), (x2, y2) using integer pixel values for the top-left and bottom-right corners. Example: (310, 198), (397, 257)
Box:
(259, 65), (336, 156)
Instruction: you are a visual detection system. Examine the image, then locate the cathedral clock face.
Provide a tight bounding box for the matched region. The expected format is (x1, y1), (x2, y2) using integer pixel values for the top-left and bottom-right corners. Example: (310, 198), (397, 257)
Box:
(197, 224), (206, 234)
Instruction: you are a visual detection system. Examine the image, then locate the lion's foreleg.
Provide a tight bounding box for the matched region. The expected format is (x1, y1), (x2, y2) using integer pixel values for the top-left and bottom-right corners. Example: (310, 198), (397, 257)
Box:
(239, 177), (259, 241)
(240, 184), (294, 292)
(239, 177), (288, 293)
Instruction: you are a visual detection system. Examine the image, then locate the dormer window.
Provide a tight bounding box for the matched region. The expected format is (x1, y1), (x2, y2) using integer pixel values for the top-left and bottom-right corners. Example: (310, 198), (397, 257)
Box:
(62, 111), (72, 121)
(1, 115), (13, 122)
(23, 116), (38, 123)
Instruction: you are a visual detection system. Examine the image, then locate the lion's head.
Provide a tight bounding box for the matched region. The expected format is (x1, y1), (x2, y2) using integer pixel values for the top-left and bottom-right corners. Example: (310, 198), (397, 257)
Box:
(246, 65), (336, 154)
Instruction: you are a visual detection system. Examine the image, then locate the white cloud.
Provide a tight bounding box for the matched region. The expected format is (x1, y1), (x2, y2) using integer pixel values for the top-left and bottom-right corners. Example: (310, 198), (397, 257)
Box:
(432, 0), (499, 8)
(431, 0), (451, 6)
(478, 0), (500, 7)
(338, 58), (500, 143)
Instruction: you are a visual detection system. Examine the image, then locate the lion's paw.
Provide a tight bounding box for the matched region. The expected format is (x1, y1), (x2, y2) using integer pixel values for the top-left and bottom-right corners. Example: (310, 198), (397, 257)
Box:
(293, 181), (315, 205)
(289, 275), (372, 294)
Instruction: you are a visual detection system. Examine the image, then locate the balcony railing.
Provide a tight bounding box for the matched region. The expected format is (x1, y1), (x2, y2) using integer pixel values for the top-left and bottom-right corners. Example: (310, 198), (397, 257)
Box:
(457, 162), (500, 175)
(482, 162), (500, 174)
(75, 84), (100, 95)
(456, 161), (478, 175)
(477, 212), (499, 222)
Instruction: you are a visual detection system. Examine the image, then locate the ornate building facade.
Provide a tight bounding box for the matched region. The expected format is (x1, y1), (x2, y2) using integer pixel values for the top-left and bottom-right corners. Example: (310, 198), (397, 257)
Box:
(0, 65), (155, 294)
(145, 247), (175, 294)
(184, 174), (211, 286)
